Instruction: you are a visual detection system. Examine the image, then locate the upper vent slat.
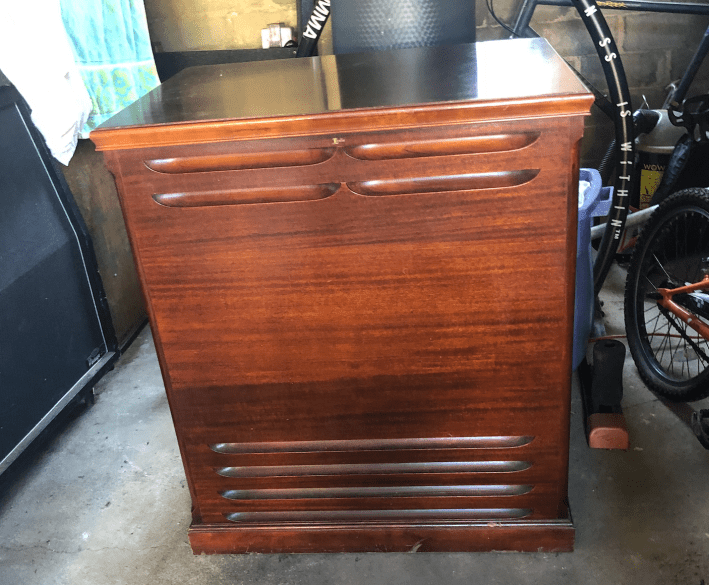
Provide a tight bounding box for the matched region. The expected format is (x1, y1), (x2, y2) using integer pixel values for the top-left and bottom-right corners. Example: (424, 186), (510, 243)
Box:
(145, 147), (336, 174)
(152, 183), (340, 207)
(347, 169), (539, 196)
(345, 132), (540, 161)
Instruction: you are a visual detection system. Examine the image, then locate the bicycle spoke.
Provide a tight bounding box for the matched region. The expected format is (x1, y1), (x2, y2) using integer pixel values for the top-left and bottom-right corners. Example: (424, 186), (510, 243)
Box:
(659, 303), (709, 364)
(625, 190), (709, 400)
(647, 332), (705, 340)
(652, 311), (672, 368)
(652, 253), (672, 283)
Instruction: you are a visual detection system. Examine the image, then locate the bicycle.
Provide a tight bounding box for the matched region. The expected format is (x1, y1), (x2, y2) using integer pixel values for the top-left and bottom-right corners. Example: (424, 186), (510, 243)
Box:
(561, 22), (709, 405)
(623, 185), (709, 447)
(625, 186), (709, 400)
(622, 88), (709, 412)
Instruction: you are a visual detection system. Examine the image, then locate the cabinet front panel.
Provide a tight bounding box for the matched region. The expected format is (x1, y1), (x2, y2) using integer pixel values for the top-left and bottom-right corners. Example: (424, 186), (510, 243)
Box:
(109, 113), (581, 544)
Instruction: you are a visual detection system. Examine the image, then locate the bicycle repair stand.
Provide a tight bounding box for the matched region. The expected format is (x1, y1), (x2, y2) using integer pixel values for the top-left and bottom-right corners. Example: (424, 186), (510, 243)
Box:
(692, 409), (709, 448)
(574, 172), (630, 449)
(577, 340), (630, 450)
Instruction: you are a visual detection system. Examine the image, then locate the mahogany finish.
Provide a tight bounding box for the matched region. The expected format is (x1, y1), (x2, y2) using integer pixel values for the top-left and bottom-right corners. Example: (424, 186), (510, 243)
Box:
(92, 38), (593, 554)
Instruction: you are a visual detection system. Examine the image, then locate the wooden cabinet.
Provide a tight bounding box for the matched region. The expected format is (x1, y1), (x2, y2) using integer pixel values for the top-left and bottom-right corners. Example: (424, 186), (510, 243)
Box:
(92, 38), (593, 554)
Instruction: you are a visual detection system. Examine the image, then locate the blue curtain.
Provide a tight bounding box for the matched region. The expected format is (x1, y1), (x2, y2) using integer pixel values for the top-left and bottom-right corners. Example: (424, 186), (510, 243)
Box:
(61, 0), (159, 137)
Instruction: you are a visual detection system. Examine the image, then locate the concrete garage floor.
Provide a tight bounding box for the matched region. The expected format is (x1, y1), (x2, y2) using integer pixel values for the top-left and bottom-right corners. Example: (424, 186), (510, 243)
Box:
(1, 263), (708, 585)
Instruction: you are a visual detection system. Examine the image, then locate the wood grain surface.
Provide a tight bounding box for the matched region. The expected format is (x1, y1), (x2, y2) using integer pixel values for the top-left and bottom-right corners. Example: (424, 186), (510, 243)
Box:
(93, 38), (592, 553)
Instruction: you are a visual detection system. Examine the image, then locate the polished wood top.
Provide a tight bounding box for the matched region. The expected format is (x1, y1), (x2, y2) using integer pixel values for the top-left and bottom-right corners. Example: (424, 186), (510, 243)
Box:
(92, 38), (592, 150)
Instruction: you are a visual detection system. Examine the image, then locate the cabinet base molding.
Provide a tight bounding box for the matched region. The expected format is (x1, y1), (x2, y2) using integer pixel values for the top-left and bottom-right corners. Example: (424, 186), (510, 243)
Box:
(188, 518), (575, 554)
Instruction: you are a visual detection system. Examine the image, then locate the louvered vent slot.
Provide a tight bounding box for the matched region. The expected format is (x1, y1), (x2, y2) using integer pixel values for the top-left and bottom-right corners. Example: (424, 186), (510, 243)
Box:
(216, 460), (531, 478)
(210, 436), (533, 454)
(225, 508), (533, 524)
(144, 147), (336, 174)
(152, 183), (340, 207)
(211, 436), (537, 525)
(347, 170), (539, 197)
(221, 484), (532, 500)
(344, 132), (540, 161)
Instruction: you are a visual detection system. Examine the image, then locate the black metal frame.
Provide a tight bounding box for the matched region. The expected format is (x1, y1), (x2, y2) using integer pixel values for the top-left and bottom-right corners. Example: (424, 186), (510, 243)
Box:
(512, 0), (709, 108)
(296, 0), (331, 57)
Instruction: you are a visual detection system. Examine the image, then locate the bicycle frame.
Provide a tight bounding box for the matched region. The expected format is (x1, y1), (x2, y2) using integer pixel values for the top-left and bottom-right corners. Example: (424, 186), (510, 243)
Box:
(511, 0), (709, 292)
(657, 274), (709, 341)
(514, 0), (709, 36)
(296, 0), (331, 58)
(512, 0), (709, 107)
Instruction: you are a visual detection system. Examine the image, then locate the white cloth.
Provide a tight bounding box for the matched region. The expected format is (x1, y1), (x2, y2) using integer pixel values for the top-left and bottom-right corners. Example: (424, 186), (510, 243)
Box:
(0, 0), (92, 165)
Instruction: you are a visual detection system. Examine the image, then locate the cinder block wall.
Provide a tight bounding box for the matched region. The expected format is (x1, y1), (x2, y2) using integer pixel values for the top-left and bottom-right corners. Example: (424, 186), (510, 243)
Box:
(144, 0), (296, 52)
(476, 3), (709, 166)
(482, 7), (709, 109)
(143, 0), (709, 165)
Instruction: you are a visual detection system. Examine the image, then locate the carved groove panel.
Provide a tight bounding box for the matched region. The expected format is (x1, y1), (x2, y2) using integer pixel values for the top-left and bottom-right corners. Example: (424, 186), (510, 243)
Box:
(204, 436), (540, 525)
(136, 126), (549, 208)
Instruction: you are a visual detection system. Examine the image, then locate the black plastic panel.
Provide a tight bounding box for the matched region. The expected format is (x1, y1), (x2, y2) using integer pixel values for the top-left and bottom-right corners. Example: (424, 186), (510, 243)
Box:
(0, 86), (116, 471)
(331, 0), (475, 55)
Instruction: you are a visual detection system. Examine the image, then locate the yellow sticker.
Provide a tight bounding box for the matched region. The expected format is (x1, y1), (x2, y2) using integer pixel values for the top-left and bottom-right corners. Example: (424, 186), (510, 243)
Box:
(639, 169), (664, 209)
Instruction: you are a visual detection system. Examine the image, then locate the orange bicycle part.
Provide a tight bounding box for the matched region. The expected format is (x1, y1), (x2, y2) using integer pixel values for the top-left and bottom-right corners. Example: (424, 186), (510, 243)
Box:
(657, 274), (709, 341)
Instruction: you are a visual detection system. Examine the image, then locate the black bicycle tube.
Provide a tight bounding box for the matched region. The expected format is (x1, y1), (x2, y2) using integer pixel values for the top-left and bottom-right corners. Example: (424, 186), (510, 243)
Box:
(511, 0), (539, 37)
(296, 0), (331, 58)
(571, 0), (635, 294)
(671, 26), (709, 106)
(539, 0), (709, 16)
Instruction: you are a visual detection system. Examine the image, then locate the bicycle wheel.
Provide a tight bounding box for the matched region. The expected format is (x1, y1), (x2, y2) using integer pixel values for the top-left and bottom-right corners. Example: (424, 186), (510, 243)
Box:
(571, 0), (635, 294)
(625, 188), (709, 401)
(510, 0), (636, 294)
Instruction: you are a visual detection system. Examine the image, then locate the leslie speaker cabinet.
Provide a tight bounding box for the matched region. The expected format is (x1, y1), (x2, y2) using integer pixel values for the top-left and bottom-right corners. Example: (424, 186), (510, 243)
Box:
(91, 38), (593, 554)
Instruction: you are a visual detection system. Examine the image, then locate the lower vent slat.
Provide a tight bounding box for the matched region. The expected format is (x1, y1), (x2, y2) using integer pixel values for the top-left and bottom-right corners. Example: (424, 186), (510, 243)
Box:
(220, 484), (533, 500)
(224, 508), (533, 524)
(216, 460), (531, 478)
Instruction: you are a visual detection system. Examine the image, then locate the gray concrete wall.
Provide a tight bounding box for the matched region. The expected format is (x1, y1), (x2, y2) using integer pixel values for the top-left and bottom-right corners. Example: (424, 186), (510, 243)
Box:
(144, 0), (296, 52)
(478, 2), (709, 107)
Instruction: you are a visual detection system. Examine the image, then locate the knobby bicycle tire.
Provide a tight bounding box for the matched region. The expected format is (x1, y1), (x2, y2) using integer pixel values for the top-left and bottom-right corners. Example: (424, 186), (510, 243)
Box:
(624, 188), (709, 401)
